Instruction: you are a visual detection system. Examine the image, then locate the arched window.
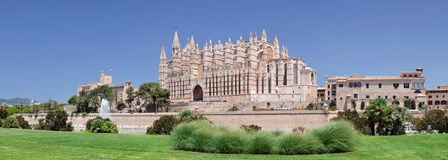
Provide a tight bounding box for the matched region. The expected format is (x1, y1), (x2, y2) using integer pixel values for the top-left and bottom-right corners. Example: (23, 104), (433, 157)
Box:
(414, 74), (418, 77)
(442, 100), (447, 105)
(403, 74), (407, 77)
(435, 101), (441, 105)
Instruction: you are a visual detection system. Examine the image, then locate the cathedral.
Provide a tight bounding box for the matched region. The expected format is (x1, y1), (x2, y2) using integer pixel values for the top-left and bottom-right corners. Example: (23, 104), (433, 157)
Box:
(159, 30), (317, 104)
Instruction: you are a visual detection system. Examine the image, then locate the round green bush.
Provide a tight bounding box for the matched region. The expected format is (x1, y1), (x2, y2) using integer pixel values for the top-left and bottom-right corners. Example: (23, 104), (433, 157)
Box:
(171, 120), (213, 151)
(311, 121), (358, 153)
(2, 116), (19, 128)
(275, 133), (325, 154)
(88, 118), (118, 133)
(190, 126), (215, 152)
(212, 129), (249, 153)
(0, 119), (3, 127)
(248, 132), (274, 154)
(101, 121), (118, 133)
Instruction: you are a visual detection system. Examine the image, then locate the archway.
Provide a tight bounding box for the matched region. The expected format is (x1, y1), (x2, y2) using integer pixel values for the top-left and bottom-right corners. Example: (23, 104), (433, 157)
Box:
(193, 85), (204, 101)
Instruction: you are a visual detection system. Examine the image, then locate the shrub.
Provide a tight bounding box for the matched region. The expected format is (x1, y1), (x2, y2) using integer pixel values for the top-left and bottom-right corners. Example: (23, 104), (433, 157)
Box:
(171, 120), (213, 151)
(306, 103), (314, 110)
(229, 105), (239, 111)
(292, 126), (305, 133)
(171, 120), (359, 155)
(241, 124), (262, 132)
(15, 115), (30, 129)
(422, 109), (447, 133)
(178, 110), (207, 123)
(411, 117), (427, 132)
(39, 110), (73, 131)
(86, 117), (117, 133)
(101, 121), (118, 133)
(212, 129), (249, 153)
(2, 116), (19, 128)
(275, 133), (325, 154)
(0, 119), (3, 127)
(331, 110), (371, 135)
(6, 107), (21, 116)
(248, 132), (273, 154)
(147, 115), (177, 135)
(311, 121), (358, 153)
(0, 108), (7, 119)
(189, 126), (215, 152)
(117, 101), (126, 110)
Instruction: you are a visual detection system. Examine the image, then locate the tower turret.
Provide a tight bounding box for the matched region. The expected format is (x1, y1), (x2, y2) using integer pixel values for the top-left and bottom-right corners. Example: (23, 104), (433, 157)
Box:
(159, 45), (168, 88)
(172, 31), (181, 72)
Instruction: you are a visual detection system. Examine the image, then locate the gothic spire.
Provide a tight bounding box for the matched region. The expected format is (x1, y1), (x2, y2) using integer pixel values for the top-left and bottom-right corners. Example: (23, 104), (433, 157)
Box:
(160, 44), (166, 60)
(173, 30), (180, 46)
(261, 29), (267, 42)
(274, 35), (280, 53)
(189, 34), (195, 47)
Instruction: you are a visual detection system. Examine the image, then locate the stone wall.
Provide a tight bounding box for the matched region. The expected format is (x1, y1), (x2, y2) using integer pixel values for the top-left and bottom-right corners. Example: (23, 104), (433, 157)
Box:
(21, 110), (423, 133)
(22, 111), (338, 132)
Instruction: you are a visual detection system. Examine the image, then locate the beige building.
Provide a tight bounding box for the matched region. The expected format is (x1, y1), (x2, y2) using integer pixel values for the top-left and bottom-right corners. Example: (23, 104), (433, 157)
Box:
(317, 86), (326, 102)
(426, 85), (448, 109)
(159, 30), (317, 105)
(77, 70), (132, 103)
(324, 68), (426, 110)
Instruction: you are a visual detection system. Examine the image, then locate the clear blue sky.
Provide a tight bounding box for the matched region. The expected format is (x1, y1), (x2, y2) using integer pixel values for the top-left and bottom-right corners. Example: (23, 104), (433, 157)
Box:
(1, 0), (447, 103)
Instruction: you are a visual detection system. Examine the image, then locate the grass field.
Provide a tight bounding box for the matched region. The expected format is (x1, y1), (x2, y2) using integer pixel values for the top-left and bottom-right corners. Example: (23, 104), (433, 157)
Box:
(0, 128), (447, 160)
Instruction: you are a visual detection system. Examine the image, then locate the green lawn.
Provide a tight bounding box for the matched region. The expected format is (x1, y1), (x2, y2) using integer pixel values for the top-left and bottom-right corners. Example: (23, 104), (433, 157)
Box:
(0, 129), (447, 160)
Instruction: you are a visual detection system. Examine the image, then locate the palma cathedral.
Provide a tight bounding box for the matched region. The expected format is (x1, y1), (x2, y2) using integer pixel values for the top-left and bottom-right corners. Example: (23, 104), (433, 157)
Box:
(159, 30), (317, 105)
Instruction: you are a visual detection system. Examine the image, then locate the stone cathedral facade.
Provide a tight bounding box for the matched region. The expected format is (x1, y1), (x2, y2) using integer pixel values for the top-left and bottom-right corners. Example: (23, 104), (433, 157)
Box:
(159, 30), (317, 105)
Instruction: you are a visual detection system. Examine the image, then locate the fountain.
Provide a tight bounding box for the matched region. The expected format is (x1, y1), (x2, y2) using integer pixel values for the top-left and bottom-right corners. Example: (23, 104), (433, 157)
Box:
(99, 99), (111, 119)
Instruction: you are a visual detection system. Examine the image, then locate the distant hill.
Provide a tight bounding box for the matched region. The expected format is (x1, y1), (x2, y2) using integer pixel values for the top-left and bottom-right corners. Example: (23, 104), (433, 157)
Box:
(0, 98), (37, 105)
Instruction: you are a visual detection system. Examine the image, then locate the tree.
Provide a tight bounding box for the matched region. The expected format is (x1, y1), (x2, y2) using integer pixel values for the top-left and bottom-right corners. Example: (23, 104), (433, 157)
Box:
(306, 103), (314, 110)
(125, 87), (136, 111)
(422, 109), (447, 133)
(39, 110), (73, 131)
(117, 101), (126, 110)
(360, 101), (366, 110)
(137, 82), (170, 113)
(329, 100), (337, 111)
(0, 108), (7, 119)
(351, 100), (357, 110)
(364, 98), (411, 135)
(404, 99), (416, 110)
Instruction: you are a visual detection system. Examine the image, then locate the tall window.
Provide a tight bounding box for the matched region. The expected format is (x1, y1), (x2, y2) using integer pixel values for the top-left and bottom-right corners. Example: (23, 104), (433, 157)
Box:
(234, 75), (237, 94)
(231, 74), (234, 94)
(379, 83), (382, 88)
(283, 64), (287, 85)
(366, 83), (369, 88)
(256, 74), (259, 93)
(293, 64), (298, 84)
(276, 64), (279, 86)
(239, 73), (241, 94)
(268, 77), (271, 93)
(262, 73), (264, 94)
